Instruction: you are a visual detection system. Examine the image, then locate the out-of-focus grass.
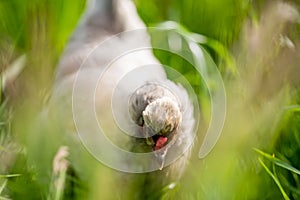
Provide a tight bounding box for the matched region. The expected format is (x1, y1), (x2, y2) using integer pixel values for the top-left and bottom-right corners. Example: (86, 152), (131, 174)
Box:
(135, 0), (248, 47)
(0, 0), (300, 199)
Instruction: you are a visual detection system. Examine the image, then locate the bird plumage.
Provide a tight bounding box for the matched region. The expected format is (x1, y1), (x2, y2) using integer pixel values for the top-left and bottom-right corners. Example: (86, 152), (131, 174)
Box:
(52, 0), (196, 198)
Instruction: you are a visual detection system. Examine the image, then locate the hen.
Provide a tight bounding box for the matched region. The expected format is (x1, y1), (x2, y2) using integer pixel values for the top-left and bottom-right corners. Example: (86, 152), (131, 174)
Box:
(52, 0), (197, 198)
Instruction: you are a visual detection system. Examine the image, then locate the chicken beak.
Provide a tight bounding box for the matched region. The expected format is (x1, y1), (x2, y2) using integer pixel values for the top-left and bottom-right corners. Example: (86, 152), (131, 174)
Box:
(142, 125), (168, 170)
(154, 148), (168, 170)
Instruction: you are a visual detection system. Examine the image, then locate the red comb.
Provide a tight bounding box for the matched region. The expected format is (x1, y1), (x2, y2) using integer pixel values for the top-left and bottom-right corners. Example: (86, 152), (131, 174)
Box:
(155, 137), (168, 150)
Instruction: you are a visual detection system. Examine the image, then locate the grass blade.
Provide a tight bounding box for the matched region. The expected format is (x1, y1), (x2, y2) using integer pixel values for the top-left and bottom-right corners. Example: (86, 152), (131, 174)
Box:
(259, 158), (290, 200)
(0, 174), (21, 178)
(0, 179), (7, 194)
(284, 105), (300, 112)
(156, 21), (237, 74)
(0, 179), (11, 200)
(255, 148), (300, 175)
(0, 197), (11, 200)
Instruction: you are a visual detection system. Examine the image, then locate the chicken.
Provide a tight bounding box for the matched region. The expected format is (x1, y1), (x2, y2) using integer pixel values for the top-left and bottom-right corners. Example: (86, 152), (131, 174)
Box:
(51, 0), (196, 198)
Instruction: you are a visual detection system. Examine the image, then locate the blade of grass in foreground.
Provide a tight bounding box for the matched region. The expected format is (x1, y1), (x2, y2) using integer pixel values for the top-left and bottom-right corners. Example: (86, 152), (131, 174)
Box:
(255, 148), (300, 175)
(0, 179), (10, 200)
(283, 105), (300, 112)
(156, 21), (237, 74)
(0, 196), (10, 200)
(0, 174), (21, 178)
(0, 179), (7, 195)
(258, 158), (290, 200)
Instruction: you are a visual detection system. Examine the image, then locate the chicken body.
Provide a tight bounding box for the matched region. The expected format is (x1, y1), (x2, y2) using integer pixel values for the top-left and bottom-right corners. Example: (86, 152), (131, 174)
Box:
(52, 0), (196, 198)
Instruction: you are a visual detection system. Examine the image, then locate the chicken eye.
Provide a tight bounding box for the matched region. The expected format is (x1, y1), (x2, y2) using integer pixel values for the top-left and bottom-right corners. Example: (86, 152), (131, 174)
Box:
(161, 124), (172, 134)
(138, 117), (144, 126)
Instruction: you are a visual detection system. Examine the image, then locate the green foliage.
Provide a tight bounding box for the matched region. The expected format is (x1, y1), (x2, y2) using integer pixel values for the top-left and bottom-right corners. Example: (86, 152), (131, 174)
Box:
(136, 0), (248, 47)
(0, 0), (300, 199)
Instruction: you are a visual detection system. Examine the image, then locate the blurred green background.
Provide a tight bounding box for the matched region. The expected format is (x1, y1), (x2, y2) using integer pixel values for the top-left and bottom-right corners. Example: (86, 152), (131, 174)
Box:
(0, 0), (300, 199)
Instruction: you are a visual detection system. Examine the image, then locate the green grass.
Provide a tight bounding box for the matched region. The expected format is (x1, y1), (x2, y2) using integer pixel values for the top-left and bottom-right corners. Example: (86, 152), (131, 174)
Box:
(0, 0), (300, 199)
